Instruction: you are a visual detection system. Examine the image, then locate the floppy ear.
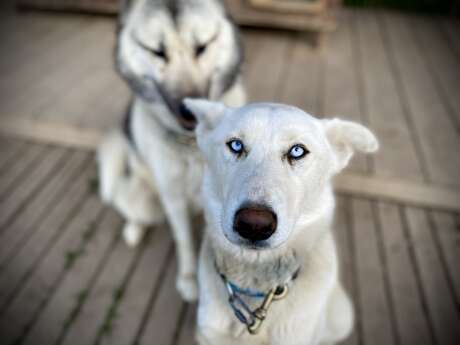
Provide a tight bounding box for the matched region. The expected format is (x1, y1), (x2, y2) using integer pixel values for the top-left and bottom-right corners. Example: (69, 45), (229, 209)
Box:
(322, 118), (379, 172)
(184, 99), (229, 133)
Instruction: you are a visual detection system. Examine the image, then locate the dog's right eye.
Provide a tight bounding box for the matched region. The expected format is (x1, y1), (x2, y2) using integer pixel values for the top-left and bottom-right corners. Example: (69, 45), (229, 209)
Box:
(227, 139), (244, 155)
(134, 35), (168, 61)
(151, 48), (167, 60)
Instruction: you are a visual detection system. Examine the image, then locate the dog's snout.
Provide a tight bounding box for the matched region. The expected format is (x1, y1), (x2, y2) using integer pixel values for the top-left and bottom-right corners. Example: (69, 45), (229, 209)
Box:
(233, 206), (277, 242)
(178, 100), (198, 130)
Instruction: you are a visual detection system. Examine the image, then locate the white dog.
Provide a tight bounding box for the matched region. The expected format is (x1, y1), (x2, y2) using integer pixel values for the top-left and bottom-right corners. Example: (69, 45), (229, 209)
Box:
(184, 100), (379, 345)
(97, 0), (246, 301)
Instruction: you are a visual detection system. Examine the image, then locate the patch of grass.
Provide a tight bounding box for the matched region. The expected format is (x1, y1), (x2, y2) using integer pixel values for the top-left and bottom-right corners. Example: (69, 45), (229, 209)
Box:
(98, 285), (125, 336)
(64, 249), (84, 269)
(88, 176), (99, 194)
(82, 221), (97, 241)
(61, 289), (90, 333)
(63, 222), (97, 269)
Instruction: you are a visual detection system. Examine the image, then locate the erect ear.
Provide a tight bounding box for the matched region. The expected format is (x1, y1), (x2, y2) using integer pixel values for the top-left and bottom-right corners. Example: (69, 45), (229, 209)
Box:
(322, 118), (379, 172)
(183, 99), (229, 134)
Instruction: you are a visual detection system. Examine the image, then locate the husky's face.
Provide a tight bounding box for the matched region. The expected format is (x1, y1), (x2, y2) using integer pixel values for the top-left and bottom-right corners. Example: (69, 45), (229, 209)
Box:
(117, 0), (241, 131)
(186, 100), (378, 253)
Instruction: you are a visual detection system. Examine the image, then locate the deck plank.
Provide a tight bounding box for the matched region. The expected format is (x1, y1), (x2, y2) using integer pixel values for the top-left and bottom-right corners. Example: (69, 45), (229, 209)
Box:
(0, 146), (67, 231)
(353, 10), (425, 182)
(0, 160), (95, 310)
(0, 143), (46, 199)
(381, 12), (460, 187)
(440, 18), (460, 58)
(26, 21), (116, 122)
(0, 150), (89, 266)
(0, 18), (96, 117)
(403, 207), (460, 345)
(0, 16), (89, 113)
(351, 198), (396, 345)
(376, 202), (433, 345)
(278, 34), (322, 114)
(68, 71), (129, 131)
(430, 211), (460, 309)
(0, 14), (80, 74)
(34, 20), (119, 126)
(244, 30), (291, 102)
(0, 139), (27, 175)
(59, 228), (141, 345)
(410, 16), (460, 129)
(176, 304), (197, 345)
(20, 209), (121, 345)
(137, 255), (184, 345)
(322, 10), (369, 174)
(0, 195), (105, 344)
(98, 226), (173, 345)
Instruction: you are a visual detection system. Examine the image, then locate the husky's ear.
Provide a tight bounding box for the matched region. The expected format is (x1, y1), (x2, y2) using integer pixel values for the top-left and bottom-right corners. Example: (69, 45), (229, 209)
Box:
(322, 118), (379, 172)
(184, 99), (229, 133)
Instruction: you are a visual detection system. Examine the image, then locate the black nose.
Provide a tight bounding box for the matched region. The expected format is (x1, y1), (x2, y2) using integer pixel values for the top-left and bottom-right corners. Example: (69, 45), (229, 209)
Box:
(233, 205), (277, 242)
(178, 101), (197, 130)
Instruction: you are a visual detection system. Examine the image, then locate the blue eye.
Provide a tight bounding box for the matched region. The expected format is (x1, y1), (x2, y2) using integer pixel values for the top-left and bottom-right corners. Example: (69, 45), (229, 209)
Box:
(227, 139), (244, 155)
(288, 144), (308, 160)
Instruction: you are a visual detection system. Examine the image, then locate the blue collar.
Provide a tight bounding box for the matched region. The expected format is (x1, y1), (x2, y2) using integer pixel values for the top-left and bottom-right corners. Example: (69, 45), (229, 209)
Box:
(224, 279), (266, 299)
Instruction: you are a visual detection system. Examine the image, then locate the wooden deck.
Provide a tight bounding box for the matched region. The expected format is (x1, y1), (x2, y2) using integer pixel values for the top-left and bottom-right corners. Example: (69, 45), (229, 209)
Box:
(0, 138), (459, 345)
(0, 5), (459, 345)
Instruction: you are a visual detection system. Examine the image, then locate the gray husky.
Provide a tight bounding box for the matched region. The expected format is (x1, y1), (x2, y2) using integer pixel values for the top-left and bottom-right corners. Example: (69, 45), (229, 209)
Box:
(97, 0), (246, 301)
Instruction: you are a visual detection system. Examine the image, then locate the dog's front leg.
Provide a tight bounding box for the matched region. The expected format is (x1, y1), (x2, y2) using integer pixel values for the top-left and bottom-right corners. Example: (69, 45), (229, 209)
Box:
(165, 195), (198, 301)
(153, 171), (198, 302)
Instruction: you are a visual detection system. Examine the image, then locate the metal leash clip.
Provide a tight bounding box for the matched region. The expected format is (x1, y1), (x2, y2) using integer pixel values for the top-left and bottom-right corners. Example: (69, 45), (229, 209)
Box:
(226, 281), (289, 335)
(247, 285), (288, 335)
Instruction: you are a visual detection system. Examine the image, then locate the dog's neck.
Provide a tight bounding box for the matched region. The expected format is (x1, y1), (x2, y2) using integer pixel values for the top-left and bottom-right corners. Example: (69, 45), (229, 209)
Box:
(213, 245), (300, 293)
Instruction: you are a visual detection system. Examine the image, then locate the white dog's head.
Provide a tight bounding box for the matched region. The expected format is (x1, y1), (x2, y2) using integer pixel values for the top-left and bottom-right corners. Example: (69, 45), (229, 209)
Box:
(117, 0), (242, 131)
(186, 100), (378, 255)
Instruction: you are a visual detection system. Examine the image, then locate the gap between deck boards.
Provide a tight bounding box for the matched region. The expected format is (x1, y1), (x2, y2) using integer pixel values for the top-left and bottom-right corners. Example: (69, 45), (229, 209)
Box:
(1, 116), (459, 212)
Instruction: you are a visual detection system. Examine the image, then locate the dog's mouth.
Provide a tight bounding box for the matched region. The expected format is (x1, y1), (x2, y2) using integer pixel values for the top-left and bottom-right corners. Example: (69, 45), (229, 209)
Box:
(177, 103), (197, 131)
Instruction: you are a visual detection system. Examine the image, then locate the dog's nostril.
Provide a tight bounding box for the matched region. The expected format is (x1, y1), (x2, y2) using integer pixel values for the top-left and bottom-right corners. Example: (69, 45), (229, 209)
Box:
(179, 102), (196, 120)
(233, 206), (277, 242)
(177, 101), (197, 130)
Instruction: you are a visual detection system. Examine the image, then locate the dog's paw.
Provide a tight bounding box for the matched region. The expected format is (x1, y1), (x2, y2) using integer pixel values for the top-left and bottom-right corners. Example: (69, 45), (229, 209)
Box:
(122, 223), (145, 247)
(176, 274), (198, 302)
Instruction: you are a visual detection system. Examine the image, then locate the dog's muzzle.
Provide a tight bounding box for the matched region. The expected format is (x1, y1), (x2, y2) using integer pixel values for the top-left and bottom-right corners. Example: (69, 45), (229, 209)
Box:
(233, 205), (277, 243)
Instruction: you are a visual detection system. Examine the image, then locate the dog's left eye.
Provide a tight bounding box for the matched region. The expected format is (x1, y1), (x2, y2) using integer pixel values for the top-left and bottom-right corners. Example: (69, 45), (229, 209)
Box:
(288, 144), (309, 160)
(227, 139), (244, 155)
(195, 44), (207, 57)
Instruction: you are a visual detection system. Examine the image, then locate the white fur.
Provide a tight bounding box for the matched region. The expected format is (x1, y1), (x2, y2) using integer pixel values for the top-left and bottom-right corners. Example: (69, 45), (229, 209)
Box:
(187, 100), (378, 344)
(98, 0), (246, 301)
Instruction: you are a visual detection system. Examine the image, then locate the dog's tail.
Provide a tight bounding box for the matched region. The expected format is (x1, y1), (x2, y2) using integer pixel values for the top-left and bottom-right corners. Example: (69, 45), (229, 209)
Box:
(97, 131), (130, 203)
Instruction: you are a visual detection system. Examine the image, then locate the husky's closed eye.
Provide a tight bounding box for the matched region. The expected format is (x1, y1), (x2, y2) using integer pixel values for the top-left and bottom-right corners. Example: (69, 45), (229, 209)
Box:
(134, 35), (168, 62)
(195, 28), (220, 58)
(195, 43), (207, 57)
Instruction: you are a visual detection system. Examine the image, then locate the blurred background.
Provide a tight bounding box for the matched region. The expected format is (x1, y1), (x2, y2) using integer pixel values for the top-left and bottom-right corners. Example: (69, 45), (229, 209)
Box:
(0, 1), (459, 345)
